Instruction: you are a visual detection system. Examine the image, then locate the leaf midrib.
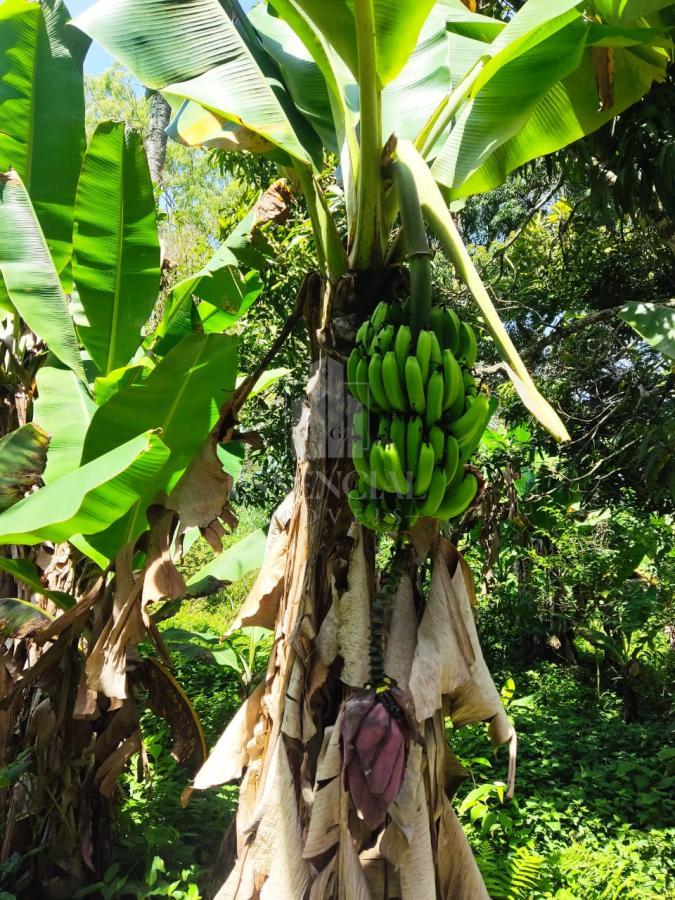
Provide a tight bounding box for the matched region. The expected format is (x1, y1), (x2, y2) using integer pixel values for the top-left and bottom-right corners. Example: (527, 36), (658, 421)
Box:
(107, 129), (126, 375)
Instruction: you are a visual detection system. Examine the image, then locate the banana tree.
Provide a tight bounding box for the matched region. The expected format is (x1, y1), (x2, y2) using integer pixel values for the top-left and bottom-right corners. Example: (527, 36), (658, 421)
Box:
(0, 1), (294, 887)
(4, 0), (671, 895)
(70, 0), (671, 895)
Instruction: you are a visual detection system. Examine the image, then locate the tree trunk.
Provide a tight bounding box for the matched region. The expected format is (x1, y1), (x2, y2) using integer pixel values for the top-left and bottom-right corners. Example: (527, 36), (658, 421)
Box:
(146, 92), (171, 185)
(195, 275), (516, 899)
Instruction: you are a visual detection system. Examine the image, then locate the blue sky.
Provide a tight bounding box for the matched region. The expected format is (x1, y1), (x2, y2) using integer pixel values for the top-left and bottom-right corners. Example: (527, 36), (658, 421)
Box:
(69, 0), (257, 74)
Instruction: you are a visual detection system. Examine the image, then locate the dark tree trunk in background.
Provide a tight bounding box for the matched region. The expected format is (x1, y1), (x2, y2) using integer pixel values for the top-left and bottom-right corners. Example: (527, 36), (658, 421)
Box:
(146, 92), (171, 185)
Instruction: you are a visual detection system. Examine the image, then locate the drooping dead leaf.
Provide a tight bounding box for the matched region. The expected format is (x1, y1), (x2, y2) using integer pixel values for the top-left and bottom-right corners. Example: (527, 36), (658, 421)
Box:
(281, 655), (304, 741)
(384, 574), (417, 691)
(408, 540), (514, 764)
(86, 574), (144, 700)
(226, 494), (293, 635)
(252, 178), (294, 229)
(235, 739), (311, 899)
(437, 796), (490, 899)
(95, 731), (142, 798)
(143, 510), (186, 606)
(303, 714), (344, 859)
(168, 436), (237, 553)
(139, 658), (207, 776)
(35, 575), (104, 645)
(340, 808), (372, 900)
(73, 671), (98, 720)
(316, 525), (370, 688)
(592, 46), (615, 111)
(309, 856), (336, 899)
(193, 680), (265, 791)
(396, 777), (436, 899)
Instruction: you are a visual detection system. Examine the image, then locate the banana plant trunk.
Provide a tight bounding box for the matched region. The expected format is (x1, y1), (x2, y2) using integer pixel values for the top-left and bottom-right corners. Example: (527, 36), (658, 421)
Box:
(198, 273), (514, 899)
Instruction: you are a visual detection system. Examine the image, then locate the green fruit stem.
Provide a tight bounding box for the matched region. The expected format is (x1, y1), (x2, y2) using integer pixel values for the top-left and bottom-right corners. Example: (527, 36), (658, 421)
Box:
(369, 540), (408, 687)
(390, 157), (432, 342)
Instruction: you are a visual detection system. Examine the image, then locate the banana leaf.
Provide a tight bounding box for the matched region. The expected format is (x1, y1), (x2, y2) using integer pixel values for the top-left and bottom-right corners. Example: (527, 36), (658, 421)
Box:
(0, 598), (54, 639)
(0, 424), (50, 511)
(0, 0), (88, 281)
(0, 431), (169, 546)
(74, 0), (312, 165)
(73, 122), (161, 374)
(0, 171), (84, 380)
(33, 368), (95, 483)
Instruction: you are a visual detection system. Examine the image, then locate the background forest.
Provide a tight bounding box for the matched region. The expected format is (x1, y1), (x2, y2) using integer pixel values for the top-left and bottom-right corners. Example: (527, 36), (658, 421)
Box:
(35, 64), (671, 899)
(0, 4), (673, 897)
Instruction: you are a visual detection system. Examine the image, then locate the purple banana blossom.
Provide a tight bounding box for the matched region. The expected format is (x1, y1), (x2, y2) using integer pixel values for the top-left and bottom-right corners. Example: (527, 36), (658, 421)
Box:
(340, 686), (417, 829)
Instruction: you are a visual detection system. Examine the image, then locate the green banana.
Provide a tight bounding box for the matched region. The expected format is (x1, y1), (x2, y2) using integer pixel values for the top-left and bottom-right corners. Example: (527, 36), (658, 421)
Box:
(378, 415), (391, 443)
(429, 425), (445, 463)
(425, 370), (444, 427)
(355, 356), (371, 406)
(428, 330), (442, 368)
(406, 416), (423, 480)
(394, 325), (412, 383)
(416, 329), (432, 384)
(348, 490), (367, 522)
(370, 301), (389, 332)
(417, 468), (448, 517)
(363, 500), (382, 531)
(347, 348), (361, 395)
(413, 442), (435, 496)
(383, 441), (408, 495)
(459, 399), (492, 459)
(378, 324), (395, 355)
(390, 415), (407, 475)
(405, 356), (426, 414)
(442, 349), (464, 415)
(463, 369), (477, 396)
(369, 441), (389, 492)
(355, 320), (370, 347)
(457, 321), (478, 367)
(430, 307), (446, 349)
(444, 309), (461, 354)
(450, 393), (490, 452)
(434, 473), (478, 520)
(443, 435), (462, 489)
(368, 353), (392, 412)
(352, 406), (371, 446)
(382, 350), (409, 413)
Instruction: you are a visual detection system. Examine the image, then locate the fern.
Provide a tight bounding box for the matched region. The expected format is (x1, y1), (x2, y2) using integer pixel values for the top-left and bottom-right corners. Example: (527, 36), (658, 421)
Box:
(476, 846), (544, 899)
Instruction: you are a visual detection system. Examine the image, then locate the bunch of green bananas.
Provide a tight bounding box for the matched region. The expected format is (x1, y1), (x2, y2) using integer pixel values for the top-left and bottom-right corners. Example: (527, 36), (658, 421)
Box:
(346, 300), (492, 533)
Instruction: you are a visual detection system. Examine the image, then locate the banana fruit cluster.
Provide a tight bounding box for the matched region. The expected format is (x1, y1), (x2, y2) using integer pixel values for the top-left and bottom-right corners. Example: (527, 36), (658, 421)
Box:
(347, 300), (491, 532)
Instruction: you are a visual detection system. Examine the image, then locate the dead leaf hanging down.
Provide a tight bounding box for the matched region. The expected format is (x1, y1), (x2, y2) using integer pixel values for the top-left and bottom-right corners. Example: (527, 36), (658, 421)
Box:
(35, 575), (104, 645)
(226, 493), (293, 635)
(316, 525), (370, 688)
(592, 46), (615, 112)
(86, 575), (144, 700)
(252, 178), (294, 229)
(408, 540), (513, 753)
(95, 731), (142, 799)
(168, 436), (237, 553)
(193, 680), (265, 791)
(73, 670), (98, 720)
(340, 808), (372, 900)
(395, 777), (436, 900)
(143, 510), (186, 607)
(437, 797), (490, 900)
(308, 856), (336, 899)
(383, 574), (417, 691)
(303, 714), (343, 859)
(221, 738), (310, 900)
(139, 658), (207, 776)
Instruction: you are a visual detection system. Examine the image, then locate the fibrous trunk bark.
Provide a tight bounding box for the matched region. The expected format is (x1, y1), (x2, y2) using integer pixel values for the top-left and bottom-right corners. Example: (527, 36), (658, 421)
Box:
(195, 275), (516, 899)
(146, 92), (171, 185)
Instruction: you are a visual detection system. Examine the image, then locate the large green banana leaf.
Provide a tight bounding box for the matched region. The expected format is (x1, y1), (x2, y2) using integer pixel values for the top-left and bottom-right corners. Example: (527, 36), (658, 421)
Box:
(0, 557), (75, 609)
(0, 431), (169, 546)
(80, 333), (238, 559)
(0, 0), (88, 281)
(187, 527), (267, 595)
(32, 367), (95, 483)
(430, 1), (670, 197)
(282, 0), (436, 86)
(0, 424), (50, 511)
(73, 122), (161, 375)
(0, 170), (84, 380)
(74, 0), (311, 165)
